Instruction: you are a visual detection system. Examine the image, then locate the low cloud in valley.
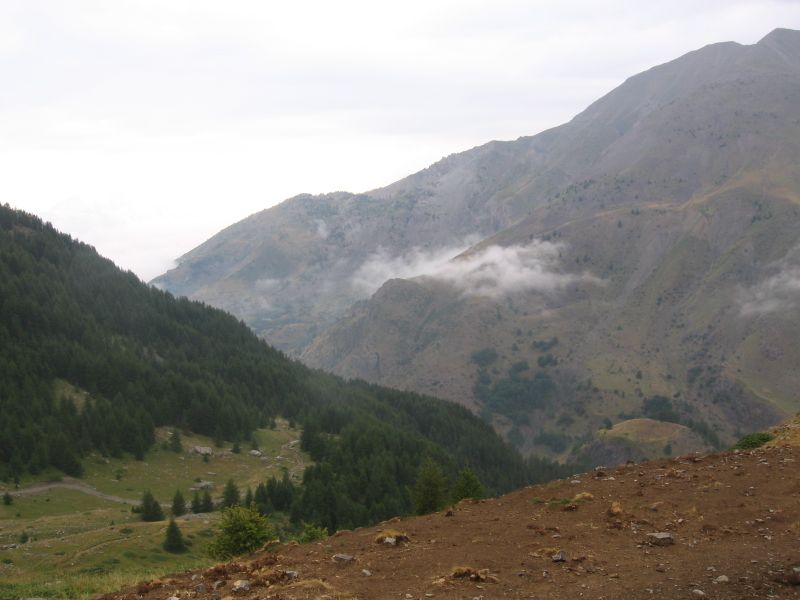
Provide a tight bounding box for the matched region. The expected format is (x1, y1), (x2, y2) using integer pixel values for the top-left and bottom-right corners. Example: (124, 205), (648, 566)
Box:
(352, 240), (592, 299)
(740, 246), (800, 315)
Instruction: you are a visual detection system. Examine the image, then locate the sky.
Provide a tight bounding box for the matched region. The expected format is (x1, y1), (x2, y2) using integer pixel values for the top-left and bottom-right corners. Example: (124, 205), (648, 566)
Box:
(2, 1), (799, 280)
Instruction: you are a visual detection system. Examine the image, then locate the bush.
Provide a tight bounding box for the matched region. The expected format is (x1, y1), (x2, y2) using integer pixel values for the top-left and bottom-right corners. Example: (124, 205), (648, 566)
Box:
(298, 522), (328, 543)
(471, 348), (498, 367)
(208, 506), (274, 559)
(732, 431), (774, 450)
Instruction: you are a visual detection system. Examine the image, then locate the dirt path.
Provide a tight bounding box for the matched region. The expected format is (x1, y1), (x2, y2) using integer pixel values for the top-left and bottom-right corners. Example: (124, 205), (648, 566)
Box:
(8, 478), (138, 506)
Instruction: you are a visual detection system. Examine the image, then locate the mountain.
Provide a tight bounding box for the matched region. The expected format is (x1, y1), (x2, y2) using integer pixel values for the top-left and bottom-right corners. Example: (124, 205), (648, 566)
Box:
(101, 433), (800, 600)
(153, 29), (800, 460)
(0, 204), (546, 530)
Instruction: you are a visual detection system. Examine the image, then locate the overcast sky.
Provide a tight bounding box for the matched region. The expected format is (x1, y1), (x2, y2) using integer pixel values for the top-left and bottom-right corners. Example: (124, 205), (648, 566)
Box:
(2, 1), (799, 280)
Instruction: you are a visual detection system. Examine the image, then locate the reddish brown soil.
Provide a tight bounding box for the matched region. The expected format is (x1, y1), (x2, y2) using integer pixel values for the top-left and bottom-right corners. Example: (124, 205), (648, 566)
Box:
(99, 445), (800, 600)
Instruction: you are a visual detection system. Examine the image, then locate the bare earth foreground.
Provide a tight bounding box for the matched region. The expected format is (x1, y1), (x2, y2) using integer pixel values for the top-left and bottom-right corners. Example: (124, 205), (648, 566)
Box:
(99, 444), (800, 600)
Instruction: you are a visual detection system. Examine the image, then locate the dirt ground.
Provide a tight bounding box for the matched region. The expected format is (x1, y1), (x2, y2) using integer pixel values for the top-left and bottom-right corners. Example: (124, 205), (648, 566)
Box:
(98, 444), (800, 600)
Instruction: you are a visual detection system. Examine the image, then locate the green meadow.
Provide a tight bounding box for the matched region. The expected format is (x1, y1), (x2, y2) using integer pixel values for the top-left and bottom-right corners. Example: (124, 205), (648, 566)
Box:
(0, 423), (307, 599)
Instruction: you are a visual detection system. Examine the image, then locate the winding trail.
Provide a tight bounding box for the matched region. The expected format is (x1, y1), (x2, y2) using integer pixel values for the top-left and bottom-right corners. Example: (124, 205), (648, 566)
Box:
(7, 477), (138, 505)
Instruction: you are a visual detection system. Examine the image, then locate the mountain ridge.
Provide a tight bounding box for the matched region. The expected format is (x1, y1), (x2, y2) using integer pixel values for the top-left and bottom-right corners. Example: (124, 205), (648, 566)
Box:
(153, 28), (800, 460)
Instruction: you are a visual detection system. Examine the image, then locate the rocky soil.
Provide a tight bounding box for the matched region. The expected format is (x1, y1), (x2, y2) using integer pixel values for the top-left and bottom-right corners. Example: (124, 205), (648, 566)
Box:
(99, 444), (800, 600)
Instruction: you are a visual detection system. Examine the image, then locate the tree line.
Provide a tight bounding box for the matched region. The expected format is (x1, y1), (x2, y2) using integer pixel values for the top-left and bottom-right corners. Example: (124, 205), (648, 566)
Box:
(0, 204), (575, 532)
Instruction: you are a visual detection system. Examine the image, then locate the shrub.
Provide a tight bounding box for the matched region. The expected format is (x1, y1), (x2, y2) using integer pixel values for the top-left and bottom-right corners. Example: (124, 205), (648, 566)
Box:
(208, 506), (274, 559)
(471, 348), (498, 367)
(732, 431), (773, 450)
(298, 522), (328, 543)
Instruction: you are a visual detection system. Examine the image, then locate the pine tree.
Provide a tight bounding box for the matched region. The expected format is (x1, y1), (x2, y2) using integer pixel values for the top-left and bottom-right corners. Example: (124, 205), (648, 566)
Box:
(412, 458), (447, 515)
(171, 490), (187, 517)
(163, 517), (187, 553)
(191, 491), (201, 514)
(201, 490), (214, 512)
(138, 490), (164, 521)
(451, 468), (485, 503)
(244, 486), (254, 508)
(2, 492), (12, 506)
(169, 429), (183, 453)
(222, 478), (240, 508)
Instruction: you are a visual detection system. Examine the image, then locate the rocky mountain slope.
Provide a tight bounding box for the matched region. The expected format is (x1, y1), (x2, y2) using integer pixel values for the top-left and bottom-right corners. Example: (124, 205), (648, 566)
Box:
(100, 434), (800, 600)
(153, 29), (800, 460)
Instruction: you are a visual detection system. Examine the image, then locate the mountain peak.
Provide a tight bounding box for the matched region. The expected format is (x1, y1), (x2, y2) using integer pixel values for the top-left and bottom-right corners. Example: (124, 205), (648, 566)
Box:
(757, 27), (800, 61)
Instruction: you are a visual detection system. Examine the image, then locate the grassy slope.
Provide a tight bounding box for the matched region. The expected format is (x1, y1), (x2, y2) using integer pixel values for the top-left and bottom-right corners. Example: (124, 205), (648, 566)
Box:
(0, 424), (306, 599)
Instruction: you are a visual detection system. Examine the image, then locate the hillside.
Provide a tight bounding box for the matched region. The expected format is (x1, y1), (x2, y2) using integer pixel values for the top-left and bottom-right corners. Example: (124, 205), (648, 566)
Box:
(153, 28), (800, 460)
(100, 439), (800, 600)
(0, 424), (307, 599)
(0, 204), (541, 533)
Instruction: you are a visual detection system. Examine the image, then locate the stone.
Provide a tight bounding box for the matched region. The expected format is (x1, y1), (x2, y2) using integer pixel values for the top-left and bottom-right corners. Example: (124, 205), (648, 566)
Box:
(714, 575), (729, 584)
(195, 584), (207, 593)
(646, 532), (675, 546)
(551, 551), (568, 562)
(692, 590), (705, 598)
(249, 450), (262, 457)
(361, 569), (372, 577)
(332, 553), (355, 563)
(232, 579), (250, 592)
(284, 570), (299, 579)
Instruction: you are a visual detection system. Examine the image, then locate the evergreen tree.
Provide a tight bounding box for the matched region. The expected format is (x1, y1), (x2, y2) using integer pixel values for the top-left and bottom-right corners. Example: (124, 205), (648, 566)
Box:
(451, 468), (485, 503)
(163, 517), (187, 553)
(171, 490), (187, 517)
(191, 491), (201, 514)
(222, 478), (240, 508)
(412, 459), (448, 515)
(138, 490), (164, 521)
(201, 490), (214, 513)
(2, 492), (12, 506)
(169, 429), (183, 453)
(243, 486), (254, 508)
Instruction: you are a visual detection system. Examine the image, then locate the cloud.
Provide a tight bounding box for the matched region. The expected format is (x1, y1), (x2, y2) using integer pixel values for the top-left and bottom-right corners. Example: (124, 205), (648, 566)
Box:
(352, 239), (592, 299)
(740, 247), (800, 315)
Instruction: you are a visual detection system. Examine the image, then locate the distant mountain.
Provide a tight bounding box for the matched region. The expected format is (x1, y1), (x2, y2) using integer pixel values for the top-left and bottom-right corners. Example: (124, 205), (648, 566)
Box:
(153, 29), (800, 460)
(0, 204), (542, 529)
